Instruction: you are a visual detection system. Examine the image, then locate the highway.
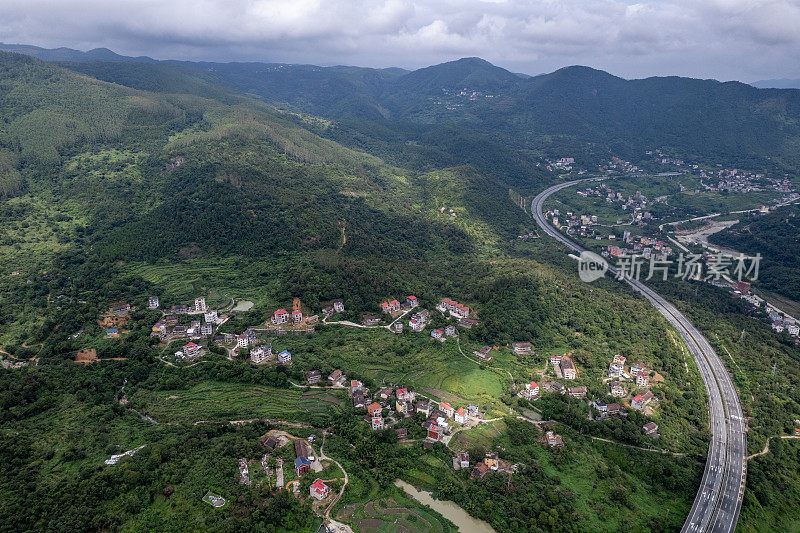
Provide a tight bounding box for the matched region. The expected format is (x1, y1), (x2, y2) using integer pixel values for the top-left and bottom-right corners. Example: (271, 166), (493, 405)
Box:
(531, 179), (747, 533)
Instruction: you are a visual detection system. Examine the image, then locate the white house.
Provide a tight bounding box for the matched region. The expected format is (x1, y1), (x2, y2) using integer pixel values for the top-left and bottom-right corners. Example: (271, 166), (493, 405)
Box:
(333, 299), (345, 313)
(148, 296), (159, 309)
(310, 479), (329, 500)
(237, 334), (249, 348)
(608, 354), (625, 378)
(454, 407), (466, 424)
(183, 342), (201, 358)
(204, 310), (218, 324)
(250, 344), (271, 364)
(194, 297), (207, 312)
(371, 416), (384, 430)
(523, 381), (540, 400)
(271, 309), (289, 325)
(561, 357), (577, 380)
(439, 402), (455, 418)
(277, 350), (292, 364)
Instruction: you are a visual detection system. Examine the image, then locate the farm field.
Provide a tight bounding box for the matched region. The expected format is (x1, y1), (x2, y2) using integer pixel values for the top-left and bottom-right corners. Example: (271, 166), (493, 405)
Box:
(123, 256), (284, 309)
(279, 327), (513, 415)
(129, 381), (344, 424)
(336, 489), (457, 533)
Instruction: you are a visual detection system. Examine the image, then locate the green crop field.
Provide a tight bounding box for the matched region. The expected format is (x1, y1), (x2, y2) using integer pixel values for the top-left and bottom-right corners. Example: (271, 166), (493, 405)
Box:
(336, 489), (457, 533)
(129, 381), (343, 424)
(277, 327), (513, 415)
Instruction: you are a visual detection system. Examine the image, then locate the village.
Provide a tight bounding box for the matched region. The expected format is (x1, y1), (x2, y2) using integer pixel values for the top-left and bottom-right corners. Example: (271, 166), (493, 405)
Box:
(95, 292), (486, 368)
(95, 286), (667, 527)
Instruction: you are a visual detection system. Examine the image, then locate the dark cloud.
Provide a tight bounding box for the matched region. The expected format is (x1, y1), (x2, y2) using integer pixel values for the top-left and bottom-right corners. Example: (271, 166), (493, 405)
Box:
(1, 0), (798, 81)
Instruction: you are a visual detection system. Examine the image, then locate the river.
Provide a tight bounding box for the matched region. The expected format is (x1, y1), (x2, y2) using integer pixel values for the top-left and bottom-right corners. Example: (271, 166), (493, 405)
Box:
(393, 479), (496, 533)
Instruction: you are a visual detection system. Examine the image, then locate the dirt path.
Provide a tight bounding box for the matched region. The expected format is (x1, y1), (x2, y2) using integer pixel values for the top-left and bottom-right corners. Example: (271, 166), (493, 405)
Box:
(443, 417), (505, 449)
(747, 435), (800, 460)
(456, 332), (514, 384)
(320, 432), (348, 519)
(289, 381), (343, 390)
(590, 436), (688, 456)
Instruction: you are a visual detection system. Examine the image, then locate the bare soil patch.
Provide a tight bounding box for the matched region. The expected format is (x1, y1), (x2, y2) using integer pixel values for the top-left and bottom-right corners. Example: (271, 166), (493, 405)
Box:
(75, 348), (98, 364)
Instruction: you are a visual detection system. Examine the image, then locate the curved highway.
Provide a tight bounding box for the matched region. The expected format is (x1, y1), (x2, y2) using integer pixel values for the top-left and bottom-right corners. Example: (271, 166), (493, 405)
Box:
(532, 178), (747, 533)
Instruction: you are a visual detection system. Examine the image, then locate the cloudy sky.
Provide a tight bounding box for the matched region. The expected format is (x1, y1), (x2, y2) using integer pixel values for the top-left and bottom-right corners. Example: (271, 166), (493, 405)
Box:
(1, 0), (799, 81)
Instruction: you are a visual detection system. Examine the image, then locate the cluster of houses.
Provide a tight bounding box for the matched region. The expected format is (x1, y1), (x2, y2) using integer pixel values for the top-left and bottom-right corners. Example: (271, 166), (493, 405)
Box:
(514, 348), (659, 435)
(436, 298), (471, 319)
(544, 157), (575, 172)
(151, 297), (225, 344)
(606, 355), (659, 413)
(409, 308), (429, 332)
(431, 325), (457, 341)
(697, 166), (797, 198)
(271, 297), (322, 327)
(310, 368), (484, 442)
(422, 400), (479, 443)
(604, 233), (673, 261)
(550, 354), (577, 380)
(380, 295), (418, 316)
(600, 156), (641, 174)
(730, 281), (800, 344)
(461, 449), (531, 479)
(99, 302), (133, 336)
(608, 355), (650, 387)
(321, 299), (345, 319)
(293, 438), (335, 500)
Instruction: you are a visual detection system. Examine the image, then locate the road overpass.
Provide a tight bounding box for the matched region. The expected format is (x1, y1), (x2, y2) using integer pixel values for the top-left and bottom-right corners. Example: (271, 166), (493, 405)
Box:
(531, 179), (746, 533)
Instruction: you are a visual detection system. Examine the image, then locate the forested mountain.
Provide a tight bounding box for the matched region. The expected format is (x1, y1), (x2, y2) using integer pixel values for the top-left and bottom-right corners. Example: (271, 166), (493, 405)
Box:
(0, 42), (155, 62)
(7, 43), (800, 170)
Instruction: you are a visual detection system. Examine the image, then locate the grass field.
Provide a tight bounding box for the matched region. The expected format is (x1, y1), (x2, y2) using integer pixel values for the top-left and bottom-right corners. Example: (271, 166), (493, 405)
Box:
(277, 327), (512, 415)
(448, 419), (508, 453)
(129, 381), (343, 424)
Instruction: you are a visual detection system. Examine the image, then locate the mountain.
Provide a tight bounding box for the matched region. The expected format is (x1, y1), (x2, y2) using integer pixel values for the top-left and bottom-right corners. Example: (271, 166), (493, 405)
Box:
(168, 61), (404, 120)
(752, 78), (800, 89)
(0, 42), (155, 62)
(495, 66), (800, 167)
(7, 43), (800, 169)
(389, 57), (520, 94)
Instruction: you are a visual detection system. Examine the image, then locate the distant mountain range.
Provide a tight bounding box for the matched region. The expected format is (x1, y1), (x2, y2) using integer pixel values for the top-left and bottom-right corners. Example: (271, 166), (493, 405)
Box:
(0, 42), (156, 63)
(3, 42), (800, 171)
(752, 78), (800, 89)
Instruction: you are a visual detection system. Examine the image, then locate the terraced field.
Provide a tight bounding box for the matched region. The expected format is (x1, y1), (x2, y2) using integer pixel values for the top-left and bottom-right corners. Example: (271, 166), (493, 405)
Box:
(129, 381), (343, 424)
(337, 494), (457, 533)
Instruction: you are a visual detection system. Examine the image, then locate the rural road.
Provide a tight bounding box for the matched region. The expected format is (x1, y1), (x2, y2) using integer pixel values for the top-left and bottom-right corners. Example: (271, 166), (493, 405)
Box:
(532, 178), (747, 533)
